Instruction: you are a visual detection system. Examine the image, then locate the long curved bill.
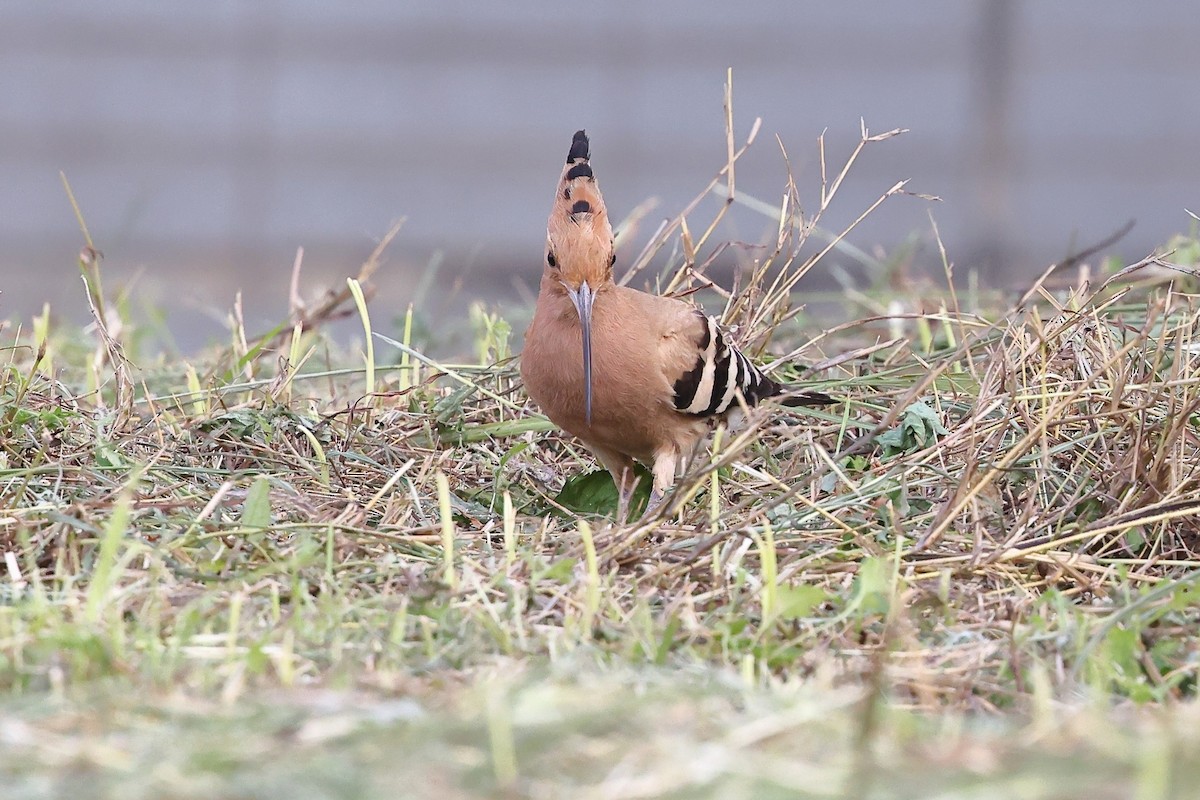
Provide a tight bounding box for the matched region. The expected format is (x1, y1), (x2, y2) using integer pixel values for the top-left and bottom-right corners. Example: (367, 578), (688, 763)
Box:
(565, 280), (595, 425)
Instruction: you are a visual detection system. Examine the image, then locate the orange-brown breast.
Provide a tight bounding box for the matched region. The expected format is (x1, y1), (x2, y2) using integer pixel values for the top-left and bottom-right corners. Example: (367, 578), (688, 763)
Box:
(521, 280), (711, 464)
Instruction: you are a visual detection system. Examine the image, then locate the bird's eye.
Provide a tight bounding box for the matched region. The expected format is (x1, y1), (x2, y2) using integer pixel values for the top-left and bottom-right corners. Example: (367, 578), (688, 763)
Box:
(547, 252), (558, 269)
(609, 253), (616, 267)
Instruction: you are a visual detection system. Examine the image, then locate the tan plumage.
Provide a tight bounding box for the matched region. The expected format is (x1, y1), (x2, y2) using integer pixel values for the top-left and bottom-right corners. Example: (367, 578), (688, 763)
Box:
(521, 130), (830, 511)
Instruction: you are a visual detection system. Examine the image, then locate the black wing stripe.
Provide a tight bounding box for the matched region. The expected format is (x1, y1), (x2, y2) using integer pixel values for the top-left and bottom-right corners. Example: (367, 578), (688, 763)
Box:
(738, 349), (776, 404)
(673, 314), (785, 417)
(672, 314), (717, 412)
(702, 331), (732, 415)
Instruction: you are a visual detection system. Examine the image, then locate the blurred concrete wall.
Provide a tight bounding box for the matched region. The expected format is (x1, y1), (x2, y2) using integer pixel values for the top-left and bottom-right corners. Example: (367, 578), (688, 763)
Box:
(2, 1), (1198, 338)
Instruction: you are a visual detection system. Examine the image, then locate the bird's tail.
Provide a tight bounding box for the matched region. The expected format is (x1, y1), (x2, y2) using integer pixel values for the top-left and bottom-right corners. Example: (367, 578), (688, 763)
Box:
(778, 389), (835, 407)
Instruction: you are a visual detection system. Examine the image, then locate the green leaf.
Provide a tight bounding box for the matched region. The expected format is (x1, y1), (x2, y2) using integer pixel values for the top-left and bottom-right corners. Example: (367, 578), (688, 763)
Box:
(874, 426), (907, 455)
(884, 479), (911, 522)
(819, 454), (873, 493)
(497, 441), (530, 473)
(220, 319), (290, 383)
(535, 557), (577, 584)
(1168, 583), (1200, 612)
(553, 466), (652, 519)
(199, 409), (264, 439)
(1123, 527), (1146, 554)
(432, 384), (475, 425)
(1104, 625), (1142, 683)
(902, 400), (948, 440)
(878, 400), (949, 456)
(852, 556), (892, 615)
(775, 584), (828, 620)
(94, 442), (126, 469)
(240, 476), (273, 528)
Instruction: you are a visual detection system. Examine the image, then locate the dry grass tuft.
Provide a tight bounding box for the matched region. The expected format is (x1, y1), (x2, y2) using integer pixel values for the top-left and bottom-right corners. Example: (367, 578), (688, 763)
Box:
(4, 113), (1200, 794)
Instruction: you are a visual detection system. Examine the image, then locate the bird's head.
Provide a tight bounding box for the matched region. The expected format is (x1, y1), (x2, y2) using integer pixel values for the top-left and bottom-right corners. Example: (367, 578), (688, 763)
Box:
(544, 130), (614, 425)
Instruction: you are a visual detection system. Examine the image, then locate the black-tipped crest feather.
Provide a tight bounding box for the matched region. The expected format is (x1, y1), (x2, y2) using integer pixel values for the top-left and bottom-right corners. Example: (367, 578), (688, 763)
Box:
(568, 130), (590, 162)
(565, 162), (593, 181)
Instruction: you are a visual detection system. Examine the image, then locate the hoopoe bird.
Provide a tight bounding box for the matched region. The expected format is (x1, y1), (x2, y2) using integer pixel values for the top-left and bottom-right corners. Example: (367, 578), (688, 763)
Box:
(521, 130), (831, 512)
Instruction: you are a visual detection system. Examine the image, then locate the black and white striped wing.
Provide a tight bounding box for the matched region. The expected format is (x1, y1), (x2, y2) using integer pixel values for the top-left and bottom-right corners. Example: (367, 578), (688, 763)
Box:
(671, 313), (781, 417)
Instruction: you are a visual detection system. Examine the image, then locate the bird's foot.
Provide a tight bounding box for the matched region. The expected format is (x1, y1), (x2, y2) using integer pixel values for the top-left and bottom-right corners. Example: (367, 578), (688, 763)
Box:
(616, 488), (632, 524)
(640, 489), (674, 543)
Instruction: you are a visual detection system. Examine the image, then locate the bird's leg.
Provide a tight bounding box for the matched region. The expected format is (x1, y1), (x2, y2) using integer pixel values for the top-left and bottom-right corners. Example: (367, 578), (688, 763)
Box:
(612, 468), (637, 524)
(591, 446), (639, 522)
(646, 447), (680, 515)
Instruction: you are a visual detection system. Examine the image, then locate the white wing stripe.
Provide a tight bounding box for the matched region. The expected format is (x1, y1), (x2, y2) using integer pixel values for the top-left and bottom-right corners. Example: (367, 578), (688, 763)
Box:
(683, 316), (719, 414)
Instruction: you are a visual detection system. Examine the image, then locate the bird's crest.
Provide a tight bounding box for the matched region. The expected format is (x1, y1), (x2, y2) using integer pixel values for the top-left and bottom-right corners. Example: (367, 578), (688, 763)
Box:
(546, 130), (614, 286)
